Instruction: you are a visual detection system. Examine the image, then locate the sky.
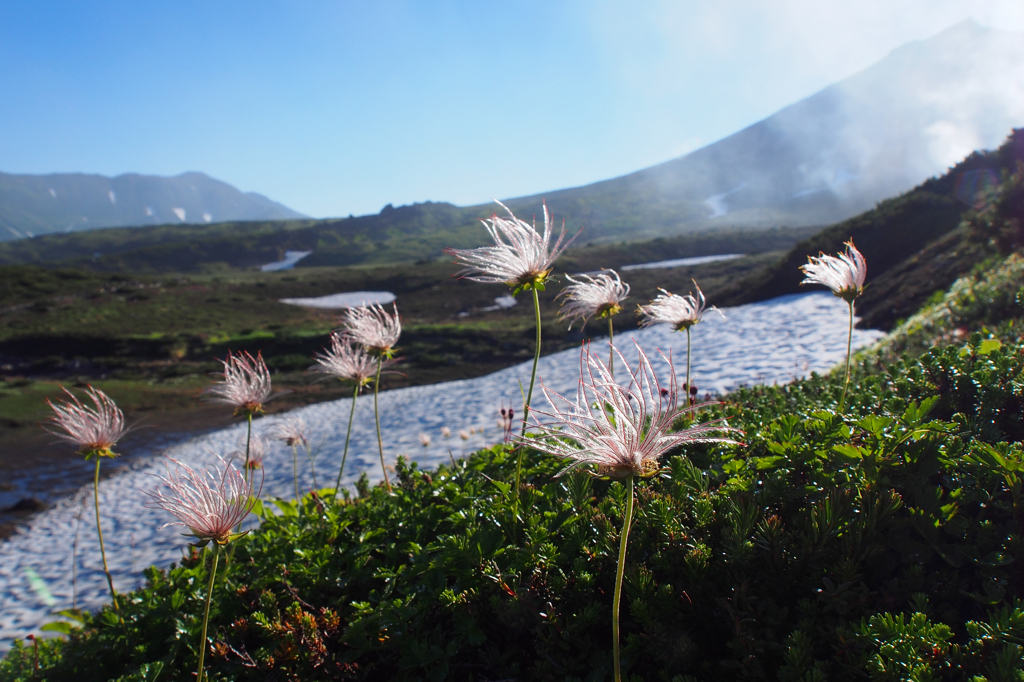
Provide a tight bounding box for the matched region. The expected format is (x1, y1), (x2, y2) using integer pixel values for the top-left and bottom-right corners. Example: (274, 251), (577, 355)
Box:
(1, 1), (1023, 219)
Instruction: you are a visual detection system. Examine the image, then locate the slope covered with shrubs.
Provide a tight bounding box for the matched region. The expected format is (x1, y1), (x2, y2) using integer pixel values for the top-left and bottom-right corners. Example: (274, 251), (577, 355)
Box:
(4, 320), (1024, 679)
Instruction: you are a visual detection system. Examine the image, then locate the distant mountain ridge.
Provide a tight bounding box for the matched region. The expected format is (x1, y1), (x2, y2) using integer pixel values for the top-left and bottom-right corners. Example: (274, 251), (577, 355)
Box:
(0, 171), (305, 240)
(495, 20), (1024, 239)
(0, 20), (1020, 260)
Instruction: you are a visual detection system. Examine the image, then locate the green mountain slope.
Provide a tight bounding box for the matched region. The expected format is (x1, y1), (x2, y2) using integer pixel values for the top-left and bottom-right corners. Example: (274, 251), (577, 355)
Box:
(717, 128), (1024, 330)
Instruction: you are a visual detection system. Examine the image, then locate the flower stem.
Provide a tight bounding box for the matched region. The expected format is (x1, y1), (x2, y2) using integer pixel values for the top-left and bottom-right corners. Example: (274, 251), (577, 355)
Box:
(292, 444), (299, 503)
(373, 356), (392, 492)
(335, 384), (360, 494)
(243, 413), (252, 485)
(839, 300), (854, 412)
(612, 475), (635, 682)
(513, 287), (543, 522)
(608, 316), (615, 381)
(308, 442), (318, 490)
(520, 287), (543, 439)
(93, 459), (120, 617)
(196, 546), (220, 682)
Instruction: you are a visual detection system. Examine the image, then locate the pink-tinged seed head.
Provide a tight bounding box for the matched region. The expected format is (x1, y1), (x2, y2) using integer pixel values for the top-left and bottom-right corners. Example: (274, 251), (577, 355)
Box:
(310, 333), (380, 386)
(520, 342), (742, 478)
(203, 351), (273, 416)
(144, 456), (260, 547)
(339, 304), (402, 358)
(46, 386), (125, 459)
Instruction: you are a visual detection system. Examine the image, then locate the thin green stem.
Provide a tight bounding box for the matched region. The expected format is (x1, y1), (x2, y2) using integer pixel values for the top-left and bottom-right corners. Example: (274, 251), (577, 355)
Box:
(292, 444), (300, 503)
(243, 413), (252, 485)
(686, 326), (692, 398)
(93, 459), (120, 616)
(513, 287), (543, 524)
(373, 356), (392, 492)
(839, 300), (854, 412)
(612, 475), (635, 682)
(519, 287), (543, 439)
(307, 442), (318, 490)
(335, 384), (360, 494)
(608, 316), (615, 381)
(196, 546), (220, 682)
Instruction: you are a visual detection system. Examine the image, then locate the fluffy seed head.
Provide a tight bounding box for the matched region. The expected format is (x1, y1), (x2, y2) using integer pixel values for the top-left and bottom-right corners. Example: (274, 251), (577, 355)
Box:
(270, 416), (308, 448)
(144, 457), (260, 547)
(204, 351), (272, 416)
(419, 433), (431, 447)
(557, 270), (630, 329)
(340, 303), (402, 357)
(800, 239), (867, 303)
(441, 426), (451, 439)
(310, 333), (379, 386)
(520, 342), (741, 478)
(235, 435), (268, 470)
(446, 201), (580, 291)
(638, 280), (718, 331)
(46, 386), (125, 459)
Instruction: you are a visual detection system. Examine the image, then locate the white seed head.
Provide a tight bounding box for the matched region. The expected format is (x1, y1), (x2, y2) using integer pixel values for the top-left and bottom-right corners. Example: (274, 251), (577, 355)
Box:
(310, 333), (379, 386)
(800, 239), (867, 303)
(441, 426), (451, 439)
(459, 429), (470, 441)
(520, 342), (741, 478)
(270, 416), (308, 448)
(638, 280), (718, 331)
(144, 456), (259, 546)
(419, 433), (432, 447)
(204, 351), (272, 415)
(46, 386), (125, 458)
(446, 201), (579, 289)
(557, 270), (630, 329)
(340, 303), (402, 357)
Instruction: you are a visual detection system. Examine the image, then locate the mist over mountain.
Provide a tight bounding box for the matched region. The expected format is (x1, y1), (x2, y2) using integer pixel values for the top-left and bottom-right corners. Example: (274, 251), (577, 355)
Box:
(496, 20), (1024, 240)
(0, 171), (305, 240)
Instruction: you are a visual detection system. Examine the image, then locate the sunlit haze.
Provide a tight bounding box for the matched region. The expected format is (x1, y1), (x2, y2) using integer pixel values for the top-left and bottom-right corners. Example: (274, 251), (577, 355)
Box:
(1, 0), (1022, 218)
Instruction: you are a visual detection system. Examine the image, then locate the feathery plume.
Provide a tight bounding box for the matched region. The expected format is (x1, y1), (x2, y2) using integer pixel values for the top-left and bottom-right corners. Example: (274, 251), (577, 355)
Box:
(446, 200), (579, 292)
(637, 281), (717, 331)
(340, 303), (401, 357)
(144, 457), (260, 547)
(522, 342), (741, 478)
(800, 239), (867, 303)
(310, 334), (379, 386)
(46, 386), (125, 459)
(204, 351), (272, 416)
(557, 270), (630, 329)
(270, 416), (308, 448)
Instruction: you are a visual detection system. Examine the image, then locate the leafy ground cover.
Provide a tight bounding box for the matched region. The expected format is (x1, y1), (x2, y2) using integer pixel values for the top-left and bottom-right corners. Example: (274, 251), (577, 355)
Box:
(5, 316), (1024, 679)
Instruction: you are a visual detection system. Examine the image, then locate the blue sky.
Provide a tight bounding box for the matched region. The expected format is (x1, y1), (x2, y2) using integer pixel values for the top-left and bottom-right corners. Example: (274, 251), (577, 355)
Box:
(1, 1), (1022, 218)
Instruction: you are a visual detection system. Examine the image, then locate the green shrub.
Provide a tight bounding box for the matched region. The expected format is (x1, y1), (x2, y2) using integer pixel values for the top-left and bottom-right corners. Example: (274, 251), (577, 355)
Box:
(6, 331), (1024, 680)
